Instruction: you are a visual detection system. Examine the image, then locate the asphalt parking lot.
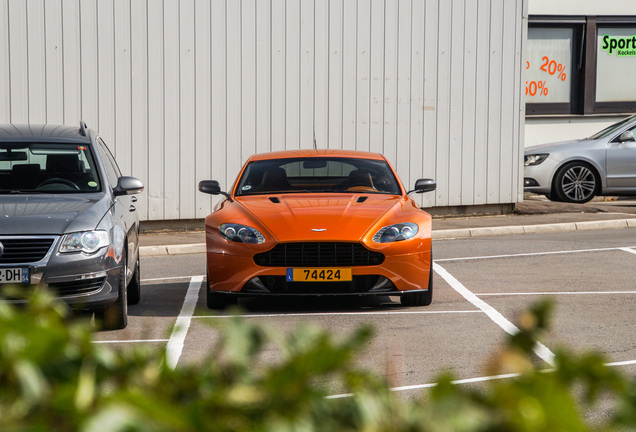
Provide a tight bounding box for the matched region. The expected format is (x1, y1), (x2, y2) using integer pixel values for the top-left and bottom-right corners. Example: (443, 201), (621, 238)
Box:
(93, 200), (636, 399)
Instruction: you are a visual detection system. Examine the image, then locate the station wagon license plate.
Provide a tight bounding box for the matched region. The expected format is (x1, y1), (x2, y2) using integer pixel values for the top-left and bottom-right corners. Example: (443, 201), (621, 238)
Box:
(286, 268), (352, 282)
(0, 268), (30, 284)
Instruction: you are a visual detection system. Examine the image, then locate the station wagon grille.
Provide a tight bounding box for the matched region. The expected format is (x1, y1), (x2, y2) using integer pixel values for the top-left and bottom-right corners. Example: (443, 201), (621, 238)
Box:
(0, 238), (55, 264)
(254, 242), (384, 267)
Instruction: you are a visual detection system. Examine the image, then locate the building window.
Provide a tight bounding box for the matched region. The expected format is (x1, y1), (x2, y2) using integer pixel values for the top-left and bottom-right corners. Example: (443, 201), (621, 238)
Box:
(526, 25), (578, 114)
(527, 16), (636, 116)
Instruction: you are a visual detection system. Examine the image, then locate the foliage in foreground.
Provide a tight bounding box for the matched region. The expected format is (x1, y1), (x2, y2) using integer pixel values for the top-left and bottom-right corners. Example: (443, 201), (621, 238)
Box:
(1, 294), (636, 431)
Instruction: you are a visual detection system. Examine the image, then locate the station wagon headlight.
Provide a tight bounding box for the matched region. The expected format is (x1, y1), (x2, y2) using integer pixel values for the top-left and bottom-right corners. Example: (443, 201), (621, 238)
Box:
(219, 223), (265, 244)
(524, 154), (549, 166)
(60, 231), (110, 254)
(373, 223), (418, 243)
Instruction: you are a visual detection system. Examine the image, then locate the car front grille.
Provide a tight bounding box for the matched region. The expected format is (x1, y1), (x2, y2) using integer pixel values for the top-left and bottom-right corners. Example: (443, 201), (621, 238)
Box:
(0, 238), (55, 264)
(254, 242), (385, 267)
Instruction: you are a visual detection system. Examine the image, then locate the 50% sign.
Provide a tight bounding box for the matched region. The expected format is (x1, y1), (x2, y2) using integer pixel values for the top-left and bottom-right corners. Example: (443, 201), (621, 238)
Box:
(526, 56), (567, 97)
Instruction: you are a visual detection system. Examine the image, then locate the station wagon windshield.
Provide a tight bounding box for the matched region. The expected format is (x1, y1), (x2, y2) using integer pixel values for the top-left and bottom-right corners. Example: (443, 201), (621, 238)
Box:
(235, 157), (401, 196)
(0, 143), (102, 194)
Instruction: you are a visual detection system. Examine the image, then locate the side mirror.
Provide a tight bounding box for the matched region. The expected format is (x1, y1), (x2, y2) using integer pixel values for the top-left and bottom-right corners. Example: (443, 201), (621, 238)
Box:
(408, 178), (436, 195)
(198, 180), (230, 198)
(113, 176), (144, 196)
(619, 130), (635, 143)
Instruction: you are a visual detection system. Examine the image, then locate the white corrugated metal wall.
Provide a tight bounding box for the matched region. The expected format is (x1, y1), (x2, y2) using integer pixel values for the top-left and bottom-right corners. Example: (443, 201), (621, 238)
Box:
(0, 0), (526, 221)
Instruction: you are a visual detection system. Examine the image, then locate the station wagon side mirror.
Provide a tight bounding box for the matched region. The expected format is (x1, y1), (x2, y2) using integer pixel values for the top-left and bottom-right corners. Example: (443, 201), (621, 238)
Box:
(407, 178), (436, 195)
(198, 180), (230, 198)
(113, 176), (144, 196)
(618, 130), (635, 143)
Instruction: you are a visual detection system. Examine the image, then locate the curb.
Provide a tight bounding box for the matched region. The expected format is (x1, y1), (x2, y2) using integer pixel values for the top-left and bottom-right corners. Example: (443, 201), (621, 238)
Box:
(139, 218), (636, 257)
(432, 218), (636, 240)
(140, 243), (206, 257)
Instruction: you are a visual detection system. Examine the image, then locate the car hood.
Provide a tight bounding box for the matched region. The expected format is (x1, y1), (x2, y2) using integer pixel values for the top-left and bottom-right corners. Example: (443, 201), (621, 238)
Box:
(236, 194), (401, 242)
(524, 138), (602, 154)
(0, 193), (112, 235)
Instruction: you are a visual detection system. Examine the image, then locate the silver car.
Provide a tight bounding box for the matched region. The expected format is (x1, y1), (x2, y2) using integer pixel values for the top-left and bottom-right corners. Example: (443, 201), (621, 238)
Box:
(524, 114), (636, 203)
(0, 121), (144, 330)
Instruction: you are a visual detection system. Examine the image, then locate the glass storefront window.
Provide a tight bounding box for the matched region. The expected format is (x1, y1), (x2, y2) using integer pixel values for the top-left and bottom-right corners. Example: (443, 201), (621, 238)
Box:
(596, 27), (636, 102)
(526, 27), (573, 104)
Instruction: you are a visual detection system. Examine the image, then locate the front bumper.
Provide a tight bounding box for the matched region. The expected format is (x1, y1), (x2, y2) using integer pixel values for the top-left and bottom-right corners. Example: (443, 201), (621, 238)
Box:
(0, 235), (122, 310)
(523, 157), (560, 195)
(205, 246), (432, 296)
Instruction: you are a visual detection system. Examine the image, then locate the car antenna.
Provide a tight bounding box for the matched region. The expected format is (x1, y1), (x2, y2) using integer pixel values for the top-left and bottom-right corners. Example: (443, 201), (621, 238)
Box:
(79, 120), (88, 137)
(313, 128), (317, 149)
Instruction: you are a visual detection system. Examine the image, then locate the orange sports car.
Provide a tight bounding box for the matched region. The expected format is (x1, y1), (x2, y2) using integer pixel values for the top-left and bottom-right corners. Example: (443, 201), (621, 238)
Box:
(198, 149), (436, 309)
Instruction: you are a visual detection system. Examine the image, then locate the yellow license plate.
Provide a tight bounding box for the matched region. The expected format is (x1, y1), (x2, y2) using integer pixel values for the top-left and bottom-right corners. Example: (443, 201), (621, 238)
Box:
(286, 268), (352, 282)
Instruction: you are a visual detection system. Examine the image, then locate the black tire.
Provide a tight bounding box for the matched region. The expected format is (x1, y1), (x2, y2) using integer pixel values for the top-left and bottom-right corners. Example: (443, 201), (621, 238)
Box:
(95, 250), (128, 330)
(127, 255), (141, 305)
(401, 254), (433, 307)
(553, 162), (599, 204)
(545, 193), (561, 202)
(206, 273), (237, 310)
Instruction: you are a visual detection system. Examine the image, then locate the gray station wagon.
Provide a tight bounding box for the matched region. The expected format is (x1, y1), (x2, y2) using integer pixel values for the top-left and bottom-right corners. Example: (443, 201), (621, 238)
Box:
(0, 121), (144, 330)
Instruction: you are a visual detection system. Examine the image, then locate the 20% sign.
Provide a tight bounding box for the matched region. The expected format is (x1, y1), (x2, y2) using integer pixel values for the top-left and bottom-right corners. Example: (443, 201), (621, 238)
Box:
(526, 56), (567, 96)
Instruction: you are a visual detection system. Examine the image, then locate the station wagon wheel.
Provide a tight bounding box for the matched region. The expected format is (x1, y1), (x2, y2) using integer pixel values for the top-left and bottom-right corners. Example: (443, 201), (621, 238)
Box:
(127, 255), (141, 305)
(95, 249), (128, 330)
(553, 161), (599, 204)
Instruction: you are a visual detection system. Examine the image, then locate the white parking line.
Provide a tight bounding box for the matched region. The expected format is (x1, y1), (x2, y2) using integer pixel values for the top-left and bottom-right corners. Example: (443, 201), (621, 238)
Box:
(195, 310), (482, 319)
(433, 262), (555, 367)
(92, 339), (169, 344)
(434, 245), (636, 263)
(327, 372), (522, 399)
(478, 290), (636, 296)
(328, 358), (636, 399)
(607, 359), (636, 367)
(141, 275), (205, 283)
(166, 275), (204, 369)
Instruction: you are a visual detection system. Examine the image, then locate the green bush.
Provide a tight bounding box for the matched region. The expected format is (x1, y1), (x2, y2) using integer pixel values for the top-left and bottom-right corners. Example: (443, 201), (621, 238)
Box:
(0, 293), (635, 431)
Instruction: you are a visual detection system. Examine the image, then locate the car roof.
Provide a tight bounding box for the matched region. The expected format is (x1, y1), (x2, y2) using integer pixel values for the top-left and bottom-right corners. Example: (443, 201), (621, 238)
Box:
(247, 148), (386, 162)
(0, 124), (91, 143)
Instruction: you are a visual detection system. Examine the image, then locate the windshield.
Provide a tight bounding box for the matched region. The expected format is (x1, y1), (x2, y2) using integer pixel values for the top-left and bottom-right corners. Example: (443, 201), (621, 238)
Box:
(235, 157), (402, 196)
(588, 114), (636, 140)
(0, 143), (102, 194)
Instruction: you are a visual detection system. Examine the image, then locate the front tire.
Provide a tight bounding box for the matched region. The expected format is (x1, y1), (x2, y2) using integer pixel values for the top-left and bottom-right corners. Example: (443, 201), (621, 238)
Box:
(206, 273), (237, 310)
(127, 255), (141, 305)
(95, 250), (128, 330)
(401, 254), (433, 307)
(553, 162), (599, 203)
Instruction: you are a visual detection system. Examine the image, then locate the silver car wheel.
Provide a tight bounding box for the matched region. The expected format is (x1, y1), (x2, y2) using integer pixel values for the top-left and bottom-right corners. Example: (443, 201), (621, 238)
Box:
(555, 162), (598, 203)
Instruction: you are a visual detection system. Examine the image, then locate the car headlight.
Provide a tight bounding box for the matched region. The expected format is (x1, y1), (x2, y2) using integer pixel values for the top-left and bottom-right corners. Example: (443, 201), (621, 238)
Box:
(524, 154), (549, 166)
(373, 223), (418, 243)
(219, 223), (265, 244)
(59, 231), (110, 254)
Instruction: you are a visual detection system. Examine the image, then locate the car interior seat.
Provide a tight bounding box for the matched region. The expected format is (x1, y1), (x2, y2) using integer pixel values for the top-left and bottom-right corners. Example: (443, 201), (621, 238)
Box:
(257, 167), (293, 192)
(45, 154), (88, 187)
(345, 170), (375, 189)
(9, 164), (42, 190)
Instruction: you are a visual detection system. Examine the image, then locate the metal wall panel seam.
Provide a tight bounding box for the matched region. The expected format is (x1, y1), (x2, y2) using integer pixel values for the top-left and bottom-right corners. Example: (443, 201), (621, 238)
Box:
(194, 0), (212, 219)
(179, 0), (196, 219)
(0, 0), (10, 121)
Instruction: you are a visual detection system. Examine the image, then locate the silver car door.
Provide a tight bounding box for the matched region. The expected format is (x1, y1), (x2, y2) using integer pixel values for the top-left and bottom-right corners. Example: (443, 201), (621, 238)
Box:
(606, 124), (636, 188)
